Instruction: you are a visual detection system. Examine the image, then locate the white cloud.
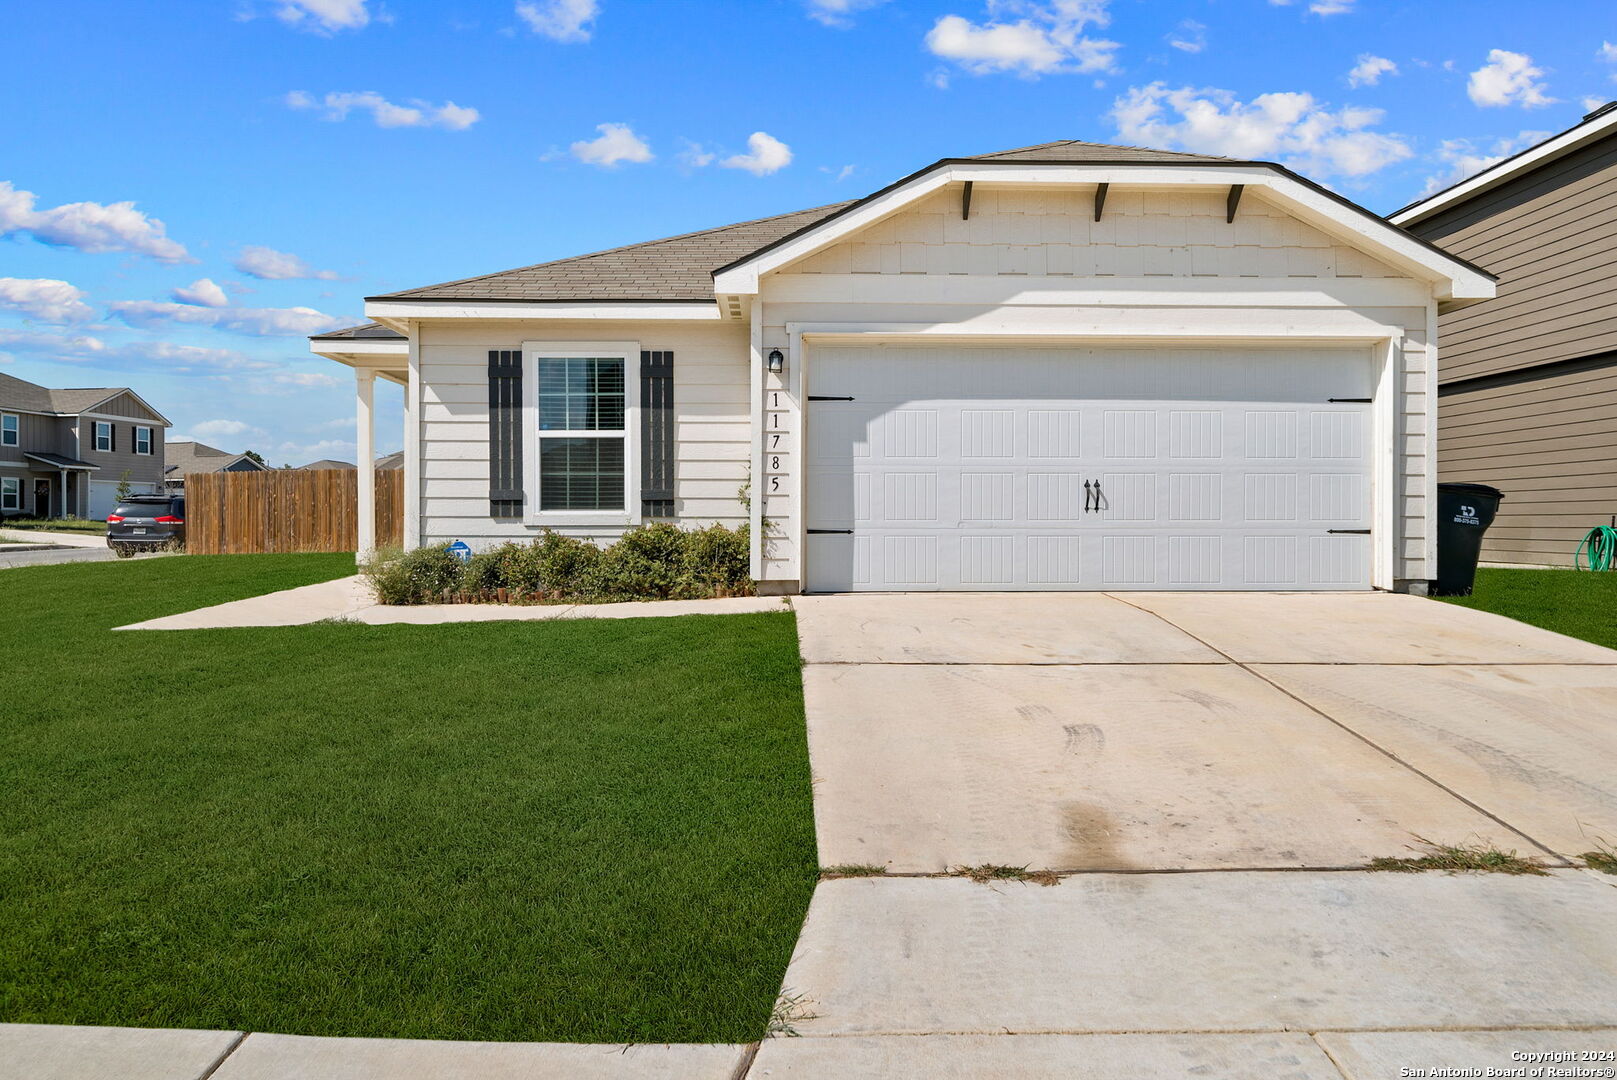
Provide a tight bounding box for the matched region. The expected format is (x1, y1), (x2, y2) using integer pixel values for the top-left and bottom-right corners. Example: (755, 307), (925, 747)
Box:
(1584, 96), (1611, 112)
(1468, 49), (1555, 108)
(805, 0), (886, 28)
(676, 140), (716, 168)
(1348, 54), (1397, 88)
(1167, 20), (1205, 54)
(0, 278), (94, 323)
(274, 0), (371, 33)
(107, 300), (351, 337)
(190, 419), (254, 439)
(1112, 83), (1413, 178)
(274, 371), (344, 388)
(1419, 130), (1550, 195)
(515, 0), (598, 42)
(170, 278), (229, 307)
(721, 132), (794, 176)
(1602, 42), (1617, 63)
(0, 180), (190, 263)
(286, 90), (480, 130)
(570, 123), (653, 167)
(925, 0), (1119, 78)
(820, 164), (857, 181)
(0, 330), (280, 375)
(1268, 0), (1356, 12)
(234, 245), (340, 281)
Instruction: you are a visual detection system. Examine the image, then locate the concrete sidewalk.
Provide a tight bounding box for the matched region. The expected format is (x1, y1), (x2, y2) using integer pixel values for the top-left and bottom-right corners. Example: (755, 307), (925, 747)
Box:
(116, 576), (787, 630)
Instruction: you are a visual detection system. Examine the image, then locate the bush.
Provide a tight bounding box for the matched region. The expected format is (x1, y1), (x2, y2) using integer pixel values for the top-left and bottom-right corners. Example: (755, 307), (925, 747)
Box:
(360, 524), (754, 606)
(363, 543), (466, 605)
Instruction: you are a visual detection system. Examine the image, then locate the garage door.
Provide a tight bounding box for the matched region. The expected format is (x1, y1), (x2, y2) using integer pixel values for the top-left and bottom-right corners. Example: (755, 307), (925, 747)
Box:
(804, 344), (1373, 592)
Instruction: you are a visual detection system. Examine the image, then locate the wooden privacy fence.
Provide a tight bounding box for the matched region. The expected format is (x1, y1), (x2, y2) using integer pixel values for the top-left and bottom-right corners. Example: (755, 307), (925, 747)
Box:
(187, 469), (404, 555)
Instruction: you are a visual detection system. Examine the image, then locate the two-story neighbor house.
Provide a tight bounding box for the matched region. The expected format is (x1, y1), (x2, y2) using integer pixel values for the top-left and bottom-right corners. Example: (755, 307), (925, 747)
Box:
(0, 371), (171, 520)
(312, 140), (1494, 593)
(1391, 104), (1617, 567)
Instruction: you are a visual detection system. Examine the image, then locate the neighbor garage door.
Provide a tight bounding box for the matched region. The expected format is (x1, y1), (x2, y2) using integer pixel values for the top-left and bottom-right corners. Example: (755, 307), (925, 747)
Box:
(804, 344), (1373, 591)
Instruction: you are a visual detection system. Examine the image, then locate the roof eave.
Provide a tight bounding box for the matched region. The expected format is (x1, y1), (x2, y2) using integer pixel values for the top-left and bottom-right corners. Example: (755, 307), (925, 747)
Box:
(1391, 106), (1617, 227)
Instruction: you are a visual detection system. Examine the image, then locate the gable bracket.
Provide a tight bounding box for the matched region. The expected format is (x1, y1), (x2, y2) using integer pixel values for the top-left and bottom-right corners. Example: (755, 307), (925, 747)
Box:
(1093, 182), (1109, 222)
(961, 180), (973, 221)
(1226, 184), (1245, 223)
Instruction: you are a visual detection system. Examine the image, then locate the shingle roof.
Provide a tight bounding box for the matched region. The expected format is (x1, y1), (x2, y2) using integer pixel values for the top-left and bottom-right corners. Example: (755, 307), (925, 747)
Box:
(299, 459), (356, 470)
(165, 440), (261, 476)
(309, 322), (406, 341)
(967, 139), (1233, 163)
(0, 371), (151, 417)
(369, 202), (855, 303)
(358, 142), (1235, 307)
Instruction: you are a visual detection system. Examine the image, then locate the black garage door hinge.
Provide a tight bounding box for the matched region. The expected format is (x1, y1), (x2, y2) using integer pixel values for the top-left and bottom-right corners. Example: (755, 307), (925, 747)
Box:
(807, 395), (854, 401)
(1327, 529), (1372, 534)
(807, 528), (853, 534)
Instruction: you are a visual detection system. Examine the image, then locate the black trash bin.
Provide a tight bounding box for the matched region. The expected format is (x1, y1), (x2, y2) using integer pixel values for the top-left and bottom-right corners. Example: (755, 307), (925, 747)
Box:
(1434, 482), (1505, 596)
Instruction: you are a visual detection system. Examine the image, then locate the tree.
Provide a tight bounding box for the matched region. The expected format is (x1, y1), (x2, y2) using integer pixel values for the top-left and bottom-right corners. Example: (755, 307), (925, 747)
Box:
(243, 450), (266, 466)
(115, 470), (133, 501)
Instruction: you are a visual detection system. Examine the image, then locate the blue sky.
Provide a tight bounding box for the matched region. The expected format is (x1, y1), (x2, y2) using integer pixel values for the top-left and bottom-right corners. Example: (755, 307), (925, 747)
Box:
(3, 0), (1615, 464)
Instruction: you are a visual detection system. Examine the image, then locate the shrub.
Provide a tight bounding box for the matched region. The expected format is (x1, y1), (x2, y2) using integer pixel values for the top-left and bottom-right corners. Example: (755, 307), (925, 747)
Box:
(682, 523), (751, 596)
(362, 523), (754, 606)
(363, 543), (465, 605)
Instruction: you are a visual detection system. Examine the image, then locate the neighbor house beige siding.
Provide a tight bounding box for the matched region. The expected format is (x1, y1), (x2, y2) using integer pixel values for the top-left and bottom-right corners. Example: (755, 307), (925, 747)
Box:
(1407, 132), (1617, 566)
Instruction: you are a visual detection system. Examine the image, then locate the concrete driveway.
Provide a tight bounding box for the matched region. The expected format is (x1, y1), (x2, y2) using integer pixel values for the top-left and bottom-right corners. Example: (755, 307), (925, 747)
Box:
(798, 590), (1617, 873)
(769, 591), (1617, 1075)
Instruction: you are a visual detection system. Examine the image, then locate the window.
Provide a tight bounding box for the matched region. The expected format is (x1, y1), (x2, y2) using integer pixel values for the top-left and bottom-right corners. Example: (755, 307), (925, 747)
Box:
(134, 426), (153, 455)
(1, 413), (16, 447)
(525, 343), (638, 520)
(93, 421), (112, 452)
(0, 477), (18, 511)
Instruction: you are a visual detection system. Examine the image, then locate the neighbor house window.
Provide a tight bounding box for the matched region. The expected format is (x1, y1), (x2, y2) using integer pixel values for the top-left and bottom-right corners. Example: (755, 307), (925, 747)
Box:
(0, 477), (18, 511)
(134, 426), (153, 455)
(527, 345), (637, 517)
(93, 421), (112, 452)
(1, 413), (16, 447)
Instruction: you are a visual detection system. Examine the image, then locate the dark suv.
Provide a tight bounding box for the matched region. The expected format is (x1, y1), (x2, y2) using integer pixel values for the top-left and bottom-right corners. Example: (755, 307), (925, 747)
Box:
(107, 494), (186, 557)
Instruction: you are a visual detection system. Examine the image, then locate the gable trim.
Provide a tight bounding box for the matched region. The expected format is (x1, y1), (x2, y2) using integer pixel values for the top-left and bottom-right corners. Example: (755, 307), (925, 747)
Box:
(712, 159), (1496, 301)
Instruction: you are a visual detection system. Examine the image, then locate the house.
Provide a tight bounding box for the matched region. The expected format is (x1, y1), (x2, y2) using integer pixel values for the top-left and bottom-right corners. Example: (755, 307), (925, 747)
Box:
(163, 440), (269, 491)
(299, 458), (357, 470)
(0, 371), (171, 519)
(311, 140), (1494, 593)
(1390, 104), (1617, 568)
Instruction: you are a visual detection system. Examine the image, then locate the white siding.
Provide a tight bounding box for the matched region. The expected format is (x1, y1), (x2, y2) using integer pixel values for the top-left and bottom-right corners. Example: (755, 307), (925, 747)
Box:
(415, 319), (750, 550)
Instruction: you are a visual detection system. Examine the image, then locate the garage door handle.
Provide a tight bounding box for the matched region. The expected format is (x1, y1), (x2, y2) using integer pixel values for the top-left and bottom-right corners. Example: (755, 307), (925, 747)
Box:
(1327, 397), (1371, 403)
(1083, 480), (1094, 513)
(808, 528), (852, 534)
(1327, 529), (1371, 534)
(808, 396), (854, 401)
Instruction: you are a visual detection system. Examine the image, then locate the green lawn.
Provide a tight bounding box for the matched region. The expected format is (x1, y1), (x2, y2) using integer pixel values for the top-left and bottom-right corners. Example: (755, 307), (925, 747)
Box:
(2, 518), (108, 534)
(0, 555), (816, 1043)
(1438, 567), (1617, 651)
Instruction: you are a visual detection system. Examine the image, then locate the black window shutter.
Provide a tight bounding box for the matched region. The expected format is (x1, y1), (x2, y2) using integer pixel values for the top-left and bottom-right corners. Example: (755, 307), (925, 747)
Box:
(640, 350), (674, 518)
(488, 350), (523, 517)
(110, 424), (116, 452)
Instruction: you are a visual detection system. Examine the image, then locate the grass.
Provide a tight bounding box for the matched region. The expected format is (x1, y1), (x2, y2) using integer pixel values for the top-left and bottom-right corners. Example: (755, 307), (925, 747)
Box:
(819, 864), (888, 879)
(1367, 839), (1549, 876)
(1582, 840), (1617, 875)
(1437, 567), (1617, 651)
(2, 517), (107, 534)
(950, 864), (1062, 886)
(0, 554), (816, 1044)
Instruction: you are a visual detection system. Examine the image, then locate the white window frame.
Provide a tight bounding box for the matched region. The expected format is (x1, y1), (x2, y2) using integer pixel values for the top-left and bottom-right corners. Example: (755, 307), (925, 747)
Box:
(0, 476), (18, 511)
(93, 420), (112, 452)
(0, 413), (17, 447)
(521, 340), (641, 527)
(134, 426), (153, 455)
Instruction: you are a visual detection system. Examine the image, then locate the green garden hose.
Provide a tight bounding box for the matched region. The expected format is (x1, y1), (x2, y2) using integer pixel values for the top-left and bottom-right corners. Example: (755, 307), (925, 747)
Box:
(1576, 526), (1617, 571)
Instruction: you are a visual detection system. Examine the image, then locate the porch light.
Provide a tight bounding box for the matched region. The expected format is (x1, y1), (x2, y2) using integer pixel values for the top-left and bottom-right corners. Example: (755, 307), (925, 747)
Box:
(766, 348), (785, 375)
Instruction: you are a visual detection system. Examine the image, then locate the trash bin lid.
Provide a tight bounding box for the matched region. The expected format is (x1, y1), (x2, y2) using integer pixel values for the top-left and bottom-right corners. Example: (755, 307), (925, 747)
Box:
(1437, 482), (1505, 500)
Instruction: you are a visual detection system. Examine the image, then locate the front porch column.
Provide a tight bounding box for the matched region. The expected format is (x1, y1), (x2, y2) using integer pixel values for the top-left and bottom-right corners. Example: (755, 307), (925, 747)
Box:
(355, 367), (377, 563)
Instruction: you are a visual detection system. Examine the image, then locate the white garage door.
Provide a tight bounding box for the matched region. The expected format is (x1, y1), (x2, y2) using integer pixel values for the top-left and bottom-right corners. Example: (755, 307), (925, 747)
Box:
(805, 344), (1374, 592)
(90, 479), (158, 519)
